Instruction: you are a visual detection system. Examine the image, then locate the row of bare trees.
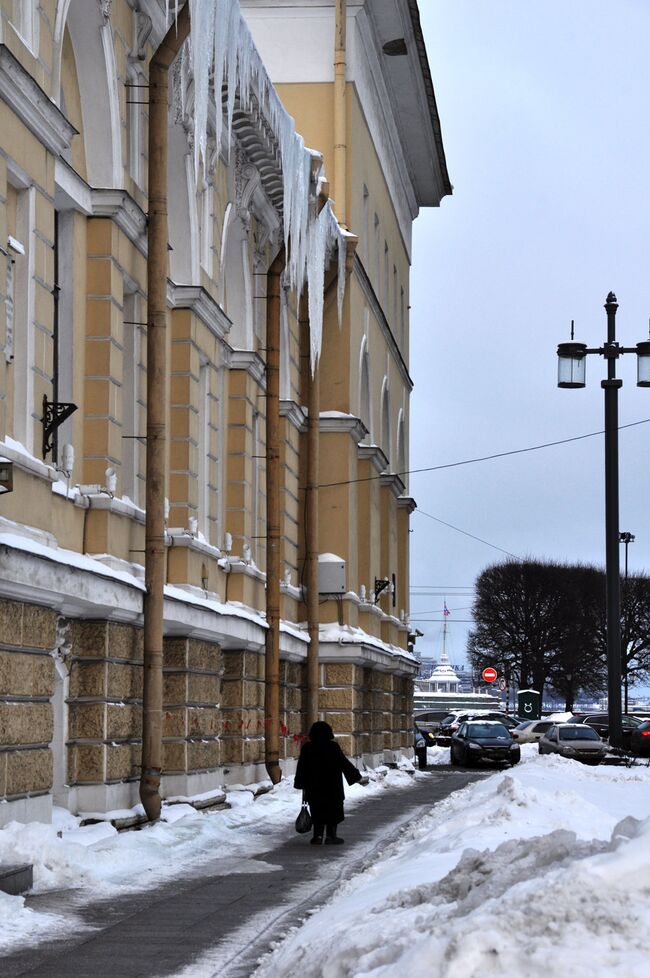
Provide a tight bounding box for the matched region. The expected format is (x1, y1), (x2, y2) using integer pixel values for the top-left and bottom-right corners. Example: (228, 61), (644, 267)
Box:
(468, 560), (650, 710)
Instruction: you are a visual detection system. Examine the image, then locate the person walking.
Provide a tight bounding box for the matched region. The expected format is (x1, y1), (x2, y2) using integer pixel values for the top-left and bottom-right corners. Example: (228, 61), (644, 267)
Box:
(294, 721), (362, 845)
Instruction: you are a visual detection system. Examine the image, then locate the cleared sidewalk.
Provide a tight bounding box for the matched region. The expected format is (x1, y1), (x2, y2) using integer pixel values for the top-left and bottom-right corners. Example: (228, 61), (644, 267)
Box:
(2, 769), (482, 978)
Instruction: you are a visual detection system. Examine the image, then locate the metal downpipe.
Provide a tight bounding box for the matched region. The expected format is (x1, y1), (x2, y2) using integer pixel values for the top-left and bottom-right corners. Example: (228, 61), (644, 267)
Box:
(140, 4), (190, 822)
(264, 249), (286, 784)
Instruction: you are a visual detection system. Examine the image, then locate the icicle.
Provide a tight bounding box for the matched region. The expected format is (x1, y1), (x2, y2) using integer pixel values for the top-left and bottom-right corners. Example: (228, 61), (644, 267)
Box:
(307, 205), (329, 375)
(178, 0), (351, 366)
(337, 228), (347, 327)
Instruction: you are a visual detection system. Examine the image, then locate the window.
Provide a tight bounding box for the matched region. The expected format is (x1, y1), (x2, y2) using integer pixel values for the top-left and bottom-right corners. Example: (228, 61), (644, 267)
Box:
(362, 185), (369, 264)
(53, 211), (76, 459)
(197, 359), (210, 538)
(383, 242), (389, 312)
(199, 178), (214, 274)
(7, 180), (36, 452)
(126, 65), (146, 189)
(380, 382), (390, 462)
(251, 409), (261, 560)
(122, 291), (144, 506)
(12, 0), (39, 56)
(373, 214), (380, 293)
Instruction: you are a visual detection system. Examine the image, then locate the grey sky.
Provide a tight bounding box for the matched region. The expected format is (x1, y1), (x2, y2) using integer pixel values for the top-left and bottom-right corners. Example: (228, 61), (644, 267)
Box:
(409, 0), (650, 676)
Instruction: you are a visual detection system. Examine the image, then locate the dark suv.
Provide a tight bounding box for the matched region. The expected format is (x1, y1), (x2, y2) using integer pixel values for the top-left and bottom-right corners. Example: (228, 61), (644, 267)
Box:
(575, 713), (643, 748)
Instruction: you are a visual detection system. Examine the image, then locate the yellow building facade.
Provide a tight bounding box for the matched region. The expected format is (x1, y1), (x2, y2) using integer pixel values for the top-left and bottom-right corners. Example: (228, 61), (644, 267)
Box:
(0, 0), (449, 825)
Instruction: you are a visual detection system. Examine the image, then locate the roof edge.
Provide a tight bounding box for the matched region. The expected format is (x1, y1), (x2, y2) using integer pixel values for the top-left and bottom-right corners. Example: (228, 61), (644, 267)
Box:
(406, 0), (452, 199)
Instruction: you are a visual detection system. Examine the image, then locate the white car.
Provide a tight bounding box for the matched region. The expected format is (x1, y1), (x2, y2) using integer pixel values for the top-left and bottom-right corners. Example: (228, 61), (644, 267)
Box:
(512, 719), (556, 743)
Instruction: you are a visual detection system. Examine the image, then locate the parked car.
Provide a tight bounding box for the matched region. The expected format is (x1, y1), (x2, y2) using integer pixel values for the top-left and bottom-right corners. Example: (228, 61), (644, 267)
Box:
(629, 720), (650, 758)
(538, 724), (608, 764)
(574, 713), (643, 748)
(414, 710), (450, 734)
(450, 721), (520, 768)
(511, 719), (556, 743)
(439, 711), (518, 740)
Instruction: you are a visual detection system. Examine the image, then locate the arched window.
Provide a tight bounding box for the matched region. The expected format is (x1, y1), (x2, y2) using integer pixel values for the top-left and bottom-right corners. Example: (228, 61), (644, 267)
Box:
(221, 206), (253, 348)
(380, 381), (390, 464)
(396, 410), (406, 478)
(359, 336), (371, 439)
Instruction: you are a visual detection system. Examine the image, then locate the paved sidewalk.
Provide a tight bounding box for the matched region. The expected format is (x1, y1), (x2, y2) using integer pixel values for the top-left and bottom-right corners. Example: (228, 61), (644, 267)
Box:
(3, 769), (483, 978)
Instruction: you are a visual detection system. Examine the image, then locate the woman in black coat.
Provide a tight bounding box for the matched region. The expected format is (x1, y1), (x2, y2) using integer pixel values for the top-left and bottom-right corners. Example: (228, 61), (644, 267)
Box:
(294, 721), (362, 845)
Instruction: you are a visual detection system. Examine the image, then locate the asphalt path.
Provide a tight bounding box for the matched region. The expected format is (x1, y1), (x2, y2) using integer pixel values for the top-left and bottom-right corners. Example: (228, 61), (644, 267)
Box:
(2, 767), (485, 978)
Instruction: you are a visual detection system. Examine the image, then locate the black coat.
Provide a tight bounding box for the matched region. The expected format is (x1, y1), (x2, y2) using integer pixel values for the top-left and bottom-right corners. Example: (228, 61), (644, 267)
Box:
(294, 739), (362, 826)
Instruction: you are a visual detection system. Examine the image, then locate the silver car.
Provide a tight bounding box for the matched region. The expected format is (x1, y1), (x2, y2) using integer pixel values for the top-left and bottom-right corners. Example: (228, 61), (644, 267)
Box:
(512, 719), (556, 743)
(538, 723), (608, 765)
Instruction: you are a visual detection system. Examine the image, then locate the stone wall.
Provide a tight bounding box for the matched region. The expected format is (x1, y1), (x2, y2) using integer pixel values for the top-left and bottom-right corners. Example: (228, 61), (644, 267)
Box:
(319, 662), (413, 759)
(0, 599), (56, 817)
(67, 620), (143, 790)
(163, 637), (222, 782)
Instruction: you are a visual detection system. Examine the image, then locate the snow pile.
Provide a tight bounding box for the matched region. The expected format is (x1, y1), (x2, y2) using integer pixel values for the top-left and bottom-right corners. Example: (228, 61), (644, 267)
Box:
(0, 766), (410, 952)
(254, 751), (650, 978)
(184, 0), (348, 373)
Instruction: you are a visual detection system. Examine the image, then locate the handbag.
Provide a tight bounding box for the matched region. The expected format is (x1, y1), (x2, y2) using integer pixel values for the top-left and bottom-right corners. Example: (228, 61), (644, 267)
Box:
(295, 795), (312, 834)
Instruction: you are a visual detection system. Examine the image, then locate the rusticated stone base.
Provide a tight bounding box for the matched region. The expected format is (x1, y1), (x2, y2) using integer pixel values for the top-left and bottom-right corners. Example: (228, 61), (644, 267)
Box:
(0, 599), (57, 812)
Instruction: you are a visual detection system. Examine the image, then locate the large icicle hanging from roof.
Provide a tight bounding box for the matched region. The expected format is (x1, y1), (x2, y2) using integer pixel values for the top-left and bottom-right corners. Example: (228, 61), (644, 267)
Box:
(184, 0), (349, 373)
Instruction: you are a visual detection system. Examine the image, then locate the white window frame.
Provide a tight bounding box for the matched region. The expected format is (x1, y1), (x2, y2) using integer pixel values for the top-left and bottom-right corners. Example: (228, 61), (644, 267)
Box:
(12, 0), (39, 56)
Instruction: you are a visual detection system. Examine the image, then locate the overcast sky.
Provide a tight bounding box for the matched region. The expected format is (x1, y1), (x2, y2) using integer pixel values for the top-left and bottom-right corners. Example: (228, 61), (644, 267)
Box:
(409, 0), (650, 680)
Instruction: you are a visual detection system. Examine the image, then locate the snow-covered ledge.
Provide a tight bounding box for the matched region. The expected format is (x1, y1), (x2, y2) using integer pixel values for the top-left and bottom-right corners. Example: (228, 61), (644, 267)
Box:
(318, 622), (418, 676)
(0, 438), (56, 484)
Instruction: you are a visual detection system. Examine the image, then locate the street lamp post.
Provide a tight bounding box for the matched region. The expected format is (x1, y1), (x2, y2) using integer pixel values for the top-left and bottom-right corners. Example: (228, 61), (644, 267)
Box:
(619, 530), (635, 715)
(557, 293), (648, 748)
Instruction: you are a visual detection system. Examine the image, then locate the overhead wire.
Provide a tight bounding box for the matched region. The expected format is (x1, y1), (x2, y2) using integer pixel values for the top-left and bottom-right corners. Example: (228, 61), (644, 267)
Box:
(315, 417), (650, 489)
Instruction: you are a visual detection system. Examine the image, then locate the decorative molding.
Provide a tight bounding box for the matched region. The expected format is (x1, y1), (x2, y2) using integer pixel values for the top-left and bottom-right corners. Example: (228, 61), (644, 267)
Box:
(132, 6), (153, 61)
(0, 44), (77, 157)
(54, 159), (93, 214)
(353, 255), (413, 392)
(358, 443), (389, 475)
(90, 189), (148, 255)
(167, 284), (233, 342)
(397, 494), (417, 514)
(99, 0), (113, 22)
(279, 399), (308, 432)
(380, 472), (406, 499)
(319, 412), (368, 444)
(229, 350), (267, 386)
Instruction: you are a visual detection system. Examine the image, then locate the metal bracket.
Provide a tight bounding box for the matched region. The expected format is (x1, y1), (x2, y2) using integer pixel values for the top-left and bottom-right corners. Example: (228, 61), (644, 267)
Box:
(42, 394), (77, 459)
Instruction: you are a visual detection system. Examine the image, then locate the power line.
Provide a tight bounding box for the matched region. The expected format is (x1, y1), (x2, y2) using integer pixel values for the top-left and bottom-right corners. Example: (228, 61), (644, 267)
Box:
(415, 509), (520, 558)
(316, 417), (650, 490)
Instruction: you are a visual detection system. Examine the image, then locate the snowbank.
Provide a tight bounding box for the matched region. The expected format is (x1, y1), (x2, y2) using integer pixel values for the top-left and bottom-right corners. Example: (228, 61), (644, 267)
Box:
(254, 747), (650, 978)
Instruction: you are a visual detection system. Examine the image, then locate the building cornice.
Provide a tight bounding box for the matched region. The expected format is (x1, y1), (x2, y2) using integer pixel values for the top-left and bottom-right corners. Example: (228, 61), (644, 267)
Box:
(0, 44), (77, 156)
(358, 443), (389, 474)
(397, 494), (417, 514)
(167, 284), (233, 342)
(280, 399), (308, 432)
(380, 472), (406, 498)
(91, 189), (148, 256)
(354, 256), (413, 391)
(229, 350), (267, 386)
(319, 411), (367, 444)
(406, 0), (453, 199)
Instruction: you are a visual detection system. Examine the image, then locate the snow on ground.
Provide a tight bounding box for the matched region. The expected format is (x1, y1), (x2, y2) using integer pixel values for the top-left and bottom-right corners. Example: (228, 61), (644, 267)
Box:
(0, 764), (415, 953)
(253, 746), (650, 978)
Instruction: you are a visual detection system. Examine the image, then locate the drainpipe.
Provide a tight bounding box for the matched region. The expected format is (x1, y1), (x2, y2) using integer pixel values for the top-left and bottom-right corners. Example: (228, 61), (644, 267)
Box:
(304, 184), (331, 729)
(140, 3), (190, 822)
(305, 298), (320, 728)
(264, 248), (286, 784)
(334, 0), (347, 227)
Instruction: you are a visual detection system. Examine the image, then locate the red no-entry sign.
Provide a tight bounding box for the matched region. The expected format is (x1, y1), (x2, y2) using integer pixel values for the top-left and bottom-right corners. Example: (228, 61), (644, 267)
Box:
(482, 667), (498, 682)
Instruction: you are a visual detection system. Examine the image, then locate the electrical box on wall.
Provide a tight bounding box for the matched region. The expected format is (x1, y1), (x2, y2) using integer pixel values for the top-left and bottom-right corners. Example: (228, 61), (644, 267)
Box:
(318, 552), (346, 594)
